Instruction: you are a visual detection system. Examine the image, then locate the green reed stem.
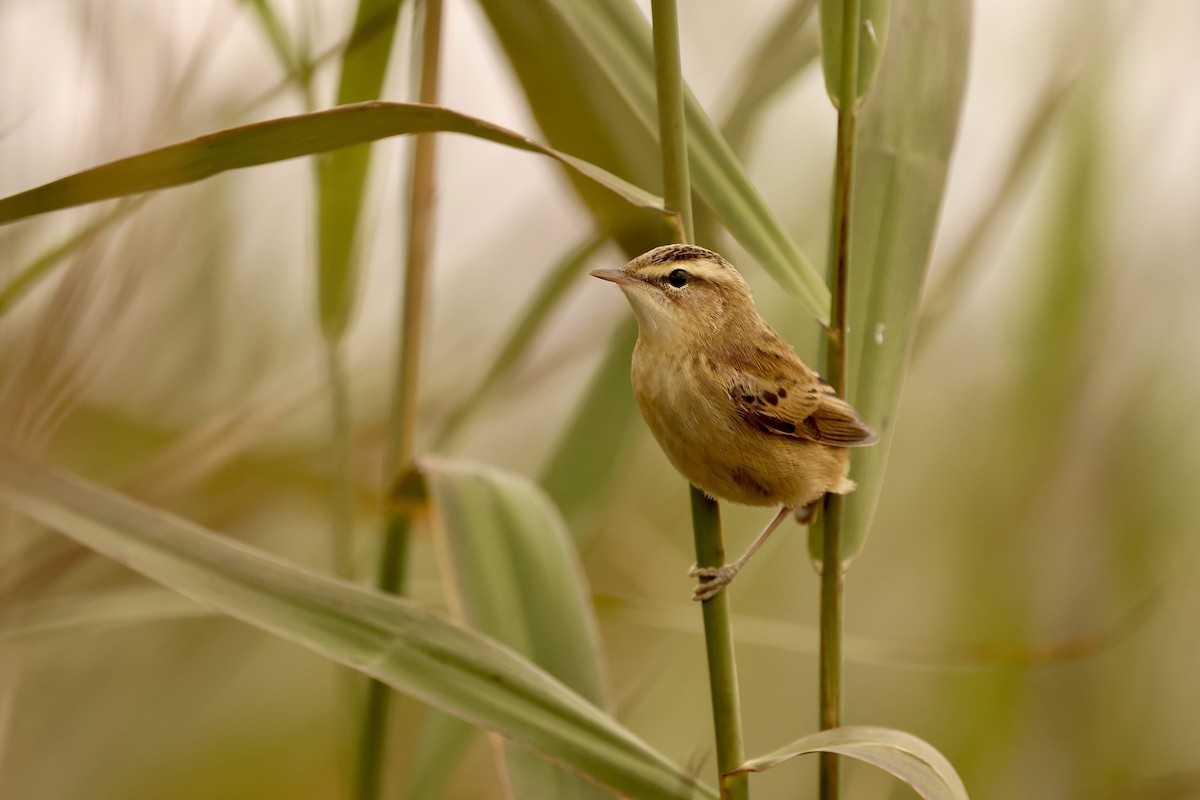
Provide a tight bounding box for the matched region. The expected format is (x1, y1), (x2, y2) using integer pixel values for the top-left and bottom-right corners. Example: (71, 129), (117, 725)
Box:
(690, 489), (749, 800)
(817, 493), (844, 800)
(355, 1), (444, 797)
(651, 1), (746, 796)
(354, 513), (413, 799)
(820, 0), (863, 798)
(651, 0), (693, 244)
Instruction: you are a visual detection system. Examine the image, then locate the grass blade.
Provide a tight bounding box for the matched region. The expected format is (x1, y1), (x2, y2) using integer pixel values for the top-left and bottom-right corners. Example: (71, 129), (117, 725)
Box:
(316, 0), (403, 338)
(813, 0), (972, 565)
(539, 319), (640, 538)
(240, 0), (314, 99)
(917, 76), (1074, 345)
(720, 0), (820, 155)
(0, 451), (715, 800)
(475, 0), (830, 319)
(400, 712), (478, 800)
(818, 0), (891, 108)
(732, 726), (968, 800)
(0, 103), (665, 227)
(423, 456), (613, 798)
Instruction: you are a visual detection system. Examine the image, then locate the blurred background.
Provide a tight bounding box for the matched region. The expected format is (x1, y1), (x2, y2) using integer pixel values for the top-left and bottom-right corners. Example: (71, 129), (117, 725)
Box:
(1, 0), (1198, 798)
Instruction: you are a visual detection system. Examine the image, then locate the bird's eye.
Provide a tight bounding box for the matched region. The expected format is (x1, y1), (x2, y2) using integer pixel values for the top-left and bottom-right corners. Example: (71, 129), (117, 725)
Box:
(667, 269), (690, 288)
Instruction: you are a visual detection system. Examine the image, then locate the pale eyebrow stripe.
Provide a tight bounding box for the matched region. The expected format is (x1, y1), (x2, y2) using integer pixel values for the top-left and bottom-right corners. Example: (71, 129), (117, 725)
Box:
(641, 260), (727, 280)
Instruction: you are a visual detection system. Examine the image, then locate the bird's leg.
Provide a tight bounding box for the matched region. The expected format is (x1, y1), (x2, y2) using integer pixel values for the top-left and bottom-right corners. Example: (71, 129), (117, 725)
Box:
(689, 506), (793, 601)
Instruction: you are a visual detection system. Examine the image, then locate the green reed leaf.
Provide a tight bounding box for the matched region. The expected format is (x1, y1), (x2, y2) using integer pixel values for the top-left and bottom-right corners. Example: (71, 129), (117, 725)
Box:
(0, 103), (665, 228)
(422, 456), (613, 798)
(733, 726), (968, 800)
(0, 451), (713, 800)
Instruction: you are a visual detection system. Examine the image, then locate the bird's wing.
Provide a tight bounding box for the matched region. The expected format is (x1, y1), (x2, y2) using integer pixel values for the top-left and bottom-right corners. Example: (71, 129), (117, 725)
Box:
(722, 352), (877, 447)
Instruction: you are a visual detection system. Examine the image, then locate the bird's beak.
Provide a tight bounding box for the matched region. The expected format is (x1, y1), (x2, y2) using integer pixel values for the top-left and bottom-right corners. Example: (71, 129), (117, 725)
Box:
(589, 268), (636, 285)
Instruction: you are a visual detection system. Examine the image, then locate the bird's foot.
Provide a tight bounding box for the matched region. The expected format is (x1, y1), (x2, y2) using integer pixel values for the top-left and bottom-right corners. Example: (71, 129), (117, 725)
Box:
(793, 499), (821, 526)
(688, 563), (742, 602)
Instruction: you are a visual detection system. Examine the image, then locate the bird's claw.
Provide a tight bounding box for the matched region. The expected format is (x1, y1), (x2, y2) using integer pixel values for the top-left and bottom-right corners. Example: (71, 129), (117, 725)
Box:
(688, 564), (740, 602)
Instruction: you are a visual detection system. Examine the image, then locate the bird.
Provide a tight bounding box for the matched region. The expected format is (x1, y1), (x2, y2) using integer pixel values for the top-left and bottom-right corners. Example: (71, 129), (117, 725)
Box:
(590, 243), (877, 601)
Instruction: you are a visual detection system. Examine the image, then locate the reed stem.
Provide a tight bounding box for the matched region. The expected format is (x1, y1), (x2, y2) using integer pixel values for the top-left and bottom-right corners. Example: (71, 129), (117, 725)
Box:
(690, 489), (749, 800)
(820, 1), (863, 798)
(651, 0), (693, 244)
(651, 1), (746, 796)
(355, 0), (443, 797)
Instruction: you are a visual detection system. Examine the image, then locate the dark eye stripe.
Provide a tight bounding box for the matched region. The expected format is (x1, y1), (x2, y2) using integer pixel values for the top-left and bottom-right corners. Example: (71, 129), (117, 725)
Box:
(643, 270), (706, 288)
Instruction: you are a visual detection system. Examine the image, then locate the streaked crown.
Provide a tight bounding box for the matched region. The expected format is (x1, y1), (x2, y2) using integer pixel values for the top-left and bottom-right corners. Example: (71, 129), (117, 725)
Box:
(622, 244), (751, 295)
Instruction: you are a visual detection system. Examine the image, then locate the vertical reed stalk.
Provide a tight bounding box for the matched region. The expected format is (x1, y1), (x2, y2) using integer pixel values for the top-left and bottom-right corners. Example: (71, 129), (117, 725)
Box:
(650, 1), (747, 797)
(820, 1), (862, 799)
(651, 0), (693, 244)
(689, 490), (748, 800)
(355, 1), (444, 797)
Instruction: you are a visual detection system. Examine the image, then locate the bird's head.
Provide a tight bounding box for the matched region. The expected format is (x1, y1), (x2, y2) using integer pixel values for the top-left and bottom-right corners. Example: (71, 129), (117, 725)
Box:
(590, 244), (755, 345)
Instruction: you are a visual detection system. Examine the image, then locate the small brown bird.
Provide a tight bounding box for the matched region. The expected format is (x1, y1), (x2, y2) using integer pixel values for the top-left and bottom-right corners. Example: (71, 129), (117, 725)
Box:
(591, 244), (876, 601)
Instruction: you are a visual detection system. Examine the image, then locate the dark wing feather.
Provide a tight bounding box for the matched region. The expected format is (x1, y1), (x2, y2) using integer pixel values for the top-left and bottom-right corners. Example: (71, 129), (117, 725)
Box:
(798, 392), (878, 445)
(719, 341), (876, 447)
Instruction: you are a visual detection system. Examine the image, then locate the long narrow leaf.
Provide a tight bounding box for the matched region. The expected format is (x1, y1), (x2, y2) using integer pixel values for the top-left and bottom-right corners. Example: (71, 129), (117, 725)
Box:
(720, 0), (821, 155)
(0, 103), (664, 227)
(475, 0), (831, 319)
(814, 0), (972, 564)
(540, 319), (640, 539)
(317, 0), (403, 336)
(589, 0), (828, 310)
(732, 726), (968, 800)
(400, 711), (478, 800)
(241, 0), (313, 95)
(917, 77), (1074, 344)
(818, 0), (891, 108)
(423, 456), (613, 798)
(0, 451), (714, 800)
